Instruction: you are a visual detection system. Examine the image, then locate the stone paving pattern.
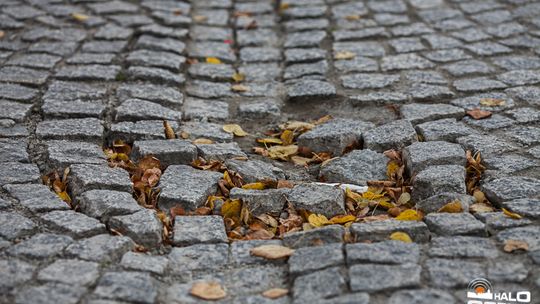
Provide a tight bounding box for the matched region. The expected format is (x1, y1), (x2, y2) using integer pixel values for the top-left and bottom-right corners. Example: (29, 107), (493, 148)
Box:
(0, 0), (540, 303)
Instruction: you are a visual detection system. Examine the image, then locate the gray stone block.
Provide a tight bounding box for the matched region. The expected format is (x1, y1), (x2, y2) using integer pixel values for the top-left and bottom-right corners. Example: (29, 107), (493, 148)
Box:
(230, 239), (284, 266)
(6, 233), (73, 260)
(287, 183), (345, 217)
(429, 236), (498, 258)
(65, 234), (133, 263)
(416, 192), (473, 214)
(229, 188), (289, 216)
(363, 120), (418, 152)
(403, 141), (465, 174)
(120, 252), (169, 275)
(346, 240), (420, 265)
(132, 139), (197, 168)
(0, 211), (36, 240)
(225, 159), (285, 183)
(497, 226), (540, 251)
(351, 219), (430, 243)
(16, 283), (87, 304)
(388, 289), (456, 304)
(289, 243), (344, 276)
(108, 209), (163, 249)
(319, 149), (388, 185)
(39, 210), (106, 238)
(196, 142), (247, 161)
(282, 225), (344, 248)
(69, 164), (132, 198)
(502, 198), (540, 219)
(0, 162), (40, 186)
(37, 259), (100, 286)
(349, 263), (421, 292)
(0, 259), (36, 293)
(293, 267), (347, 302)
(78, 190), (142, 220)
(115, 99), (182, 121)
(425, 258), (485, 288)
(172, 215), (227, 245)
(482, 176), (540, 205)
(45, 140), (107, 169)
(4, 184), (70, 213)
(168, 243), (229, 272)
(412, 165), (466, 202)
(94, 272), (157, 304)
(425, 213), (486, 236)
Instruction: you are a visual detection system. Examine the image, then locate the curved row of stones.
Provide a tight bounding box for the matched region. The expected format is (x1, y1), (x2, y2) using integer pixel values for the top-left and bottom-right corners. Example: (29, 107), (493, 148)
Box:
(1, 0), (540, 303)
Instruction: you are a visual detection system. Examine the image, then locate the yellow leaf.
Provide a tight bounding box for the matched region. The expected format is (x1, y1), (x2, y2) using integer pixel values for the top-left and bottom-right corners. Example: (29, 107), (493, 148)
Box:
(267, 145), (298, 160)
(329, 214), (356, 225)
(334, 51), (356, 60)
(250, 244), (295, 259)
(437, 201), (463, 213)
(279, 3), (290, 10)
(345, 15), (361, 21)
(291, 155), (311, 166)
(206, 57), (221, 64)
(222, 124), (248, 137)
(502, 208), (522, 220)
(257, 137), (283, 145)
(223, 171), (234, 187)
(386, 161), (400, 178)
(231, 84), (250, 92)
(57, 191), (72, 204)
(279, 121), (315, 131)
(308, 213), (331, 227)
(480, 98), (506, 107)
(242, 182), (266, 190)
(232, 72), (245, 82)
(503, 239), (529, 253)
(193, 15), (208, 22)
(397, 192), (411, 205)
(192, 138), (213, 144)
(389, 231), (412, 243)
(163, 121), (175, 139)
(72, 13), (89, 21)
(345, 187), (363, 202)
(395, 209), (422, 221)
(190, 282), (226, 300)
(473, 189), (486, 204)
(262, 288), (288, 299)
(280, 130), (294, 146)
(221, 199), (242, 218)
(378, 201), (395, 209)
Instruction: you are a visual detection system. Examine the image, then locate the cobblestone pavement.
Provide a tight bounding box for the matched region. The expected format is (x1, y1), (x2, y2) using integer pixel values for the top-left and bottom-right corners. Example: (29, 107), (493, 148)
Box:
(1, 0), (540, 303)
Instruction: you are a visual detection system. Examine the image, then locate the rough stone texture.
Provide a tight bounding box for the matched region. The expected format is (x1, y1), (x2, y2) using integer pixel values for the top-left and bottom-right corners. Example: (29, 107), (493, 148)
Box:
(69, 164), (132, 198)
(288, 243), (344, 276)
(158, 165), (222, 211)
(93, 272), (157, 304)
(319, 149), (388, 185)
(45, 140), (107, 169)
(401, 103), (464, 124)
(347, 240), (420, 265)
(229, 188), (289, 216)
(108, 209), (163, 248)
(132, 139), (197, 167)
(482, 177), (540, 205)
(403, 141), (465, 174)
(225, 159), (286, 183)
(0, 212), (36, 240)
(37, 259), (100, 286)
(417, 192), (473, 214)
(293, 267), (348, 302)
(39, 210), (106, 238)
(425, 258), (485, 288)
(283, 225), (345, 248)
(412, 165), (466, 202)
(351, 220), (430, 243)
(6, 233), (73, 259)
(350, 263), (422, 292)
(196, 142), (247, 161)
(297, 119), (374, 156)
(363, 120), (418, 152)
(168, 243), (229, 272)
(172, 215), (227, 245)
(287, 183), (345, 217)
(425, 213), (486, 236)
(120, 252), (169, 275)
(4, 183), (70, 213)
(65, 234), (133, 263)
(78, 190), (142, 220)
(0, 162), (40, 186)
(429, 236), (498, 258)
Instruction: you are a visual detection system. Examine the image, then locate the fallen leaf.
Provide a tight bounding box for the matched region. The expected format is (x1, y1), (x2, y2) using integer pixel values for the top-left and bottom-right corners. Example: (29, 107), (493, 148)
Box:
(0, 31), (4, 39)
(330, 214), (356, 225)
(223, 124), (248, 137)
(469, 203), (495, 213)
(473, 190), (486, 204)
(480, 98), (505, 107)
(192, 138), (213, 144)
(279, 3), (290, 10)
(280, 129), (294, 146)
(502, 208), (522, 220)
(206, 57), (222, 64)
(190, 282), (226, 300)
(267, 145), (298, 160)
(262, 288), (288, 299)
(72, 13), (89, 21)
(467, 108), (492, 120)
(163, 121), (176, 139)
(389, 231), (412, 243)
(395, 209), (422, 221)
(308, 213), (331, 227)
(503, 239), (529, 253)
(242, 182), (265, 190)
(250, 244), (294, 259)
(437, 200), (463, 213)
(221, 199), (242, 218)
(279, 121), (315, 132)
(193, 15), (208, 22)
(334, 51), (356, 60)
(386, 161), (400, 178)
(291, 155), (311, 166)
(345, 15), (361, 21)
(232, 72), (245, 82)
(396, 192), (411, 205)
(257, 137), (283, 145)
(231, 84), (250, 92)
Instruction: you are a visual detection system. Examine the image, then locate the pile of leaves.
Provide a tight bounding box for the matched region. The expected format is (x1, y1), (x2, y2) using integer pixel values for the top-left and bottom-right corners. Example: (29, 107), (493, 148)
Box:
(42, 167), (72, 208)
(253, 116), (337, 165)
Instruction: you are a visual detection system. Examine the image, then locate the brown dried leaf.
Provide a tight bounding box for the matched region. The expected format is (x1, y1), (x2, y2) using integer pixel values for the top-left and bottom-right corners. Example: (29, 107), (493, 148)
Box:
(72, 12), (89, 21)
(223, 124), (248, 137)
(437, 200), (463, 213)
(0, 31), (5, 39)
(192, 138), (213, 144)
(267, 145), (298, 161)
(280, 129), (294, 146)
(250, 244), (295, 259)
(503, 239), (529, 253)
(262, 288), (288, 299)
(467, 108), (492, 120)
(231, 84), (250, 92)
(190, 282), (226, 300)
(163, 121), (176, 139)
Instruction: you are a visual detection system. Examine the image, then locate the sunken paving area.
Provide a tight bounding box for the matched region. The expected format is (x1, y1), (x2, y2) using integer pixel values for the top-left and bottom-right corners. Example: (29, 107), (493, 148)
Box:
(1, 0), (540, 303)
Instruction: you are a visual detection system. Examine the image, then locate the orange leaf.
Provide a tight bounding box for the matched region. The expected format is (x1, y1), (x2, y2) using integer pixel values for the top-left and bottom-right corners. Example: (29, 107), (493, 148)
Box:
(467, 108), (492, 120)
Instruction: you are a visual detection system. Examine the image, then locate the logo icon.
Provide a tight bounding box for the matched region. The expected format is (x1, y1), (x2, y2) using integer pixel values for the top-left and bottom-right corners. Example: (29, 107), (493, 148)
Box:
(467, 278), (493, 300)
(466, 278), (531, 304)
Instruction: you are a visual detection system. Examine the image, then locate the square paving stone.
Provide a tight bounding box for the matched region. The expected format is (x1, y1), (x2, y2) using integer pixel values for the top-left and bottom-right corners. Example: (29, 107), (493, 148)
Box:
(425, 213), (486, 236)
(483, 154), (538, 174)
(506, 126), (540, 146)
(289, 243), (344, 276)
(39, 210), (106, 238)
(108, 209), (163, 249)
(237, 29), (278, 47)
(0, 121), (28, 137)
(0, 162), (40, 186)
(423, 48), (472, 63)
(172, 215), (227, 246)
(55, 65), (121, 81)
(506, 107), (540, 123)
(42, 99), (106, 119)
(131, 139), (197, 168)
(229, 188), (289, 216)
(346, 240), (420, 265)
(333, 41), (385, 58)
(227, 265), (288, 296)
(416, 192), (474, 214)
(412, 165), (466, 202)
(319, 149), (388, 185)
(350, 219), (430, 242)
(297, 118), (374, 156)
(240, 47), (281, 62)
(4, 184), (70, 213)
(0, 100), (32, 122)
(457, 134), (518, 156)
(117, 83), (183, 108)
(0, 259), (36, 294)
(453, 77), (507, 92)
(381, 53), (435, 71)
(416, 118), (477, 142)
(158, 165), (222, 212)
(334, 56), (379, 74)
(6, 53), (62, 69)
(502, 198), (540, 219)
(186, 80), (232, 99)
(230, 239), (285, 266)
(293, 267), (347, 303)
(37, 259), (100, 286)
(237, 100), (281, 120)
(285, 30), (326, 48)
(363, 119), (418, 152)
(406, 83), (455, 100)
(442, 60), (495, 77)
(15, 283), (86, 304)
(403, 141), (465, 174)
(44, 80), (107, 101)
(126, 50), (185, 71)
(463, 114), (515, 131)
(349, 263), (421, 292)
(183, 97), (229, 121)
(283, 225), (345, 248)
(120, 251), (169, 275)
(6, 233), (73, 259)
(196, 142), (247, 162)
(65, 234), (133, 263)
(0, 138), (28, 162)
(0, 211), (36, 240)
(109, 120), (179, 143)
(428, 236), (498, 258)
(284, 60), (328, 80)
(225, 159), (286, 183)
(400, 103), (464, 125)
(127, 66), (185, 85)
(0, 66), (50, 86)
(488, 262), (528, 283)
(425, 258), (485, 288)
(0, 83), (38, 102)
(187, 41), (236, 62)
(187, 63), (235, 81)
(94, 271), (157, 304)
(286, 79), (336, 101)
(238, 63), (281, 82)
(482, 176), (540, 205)
(69, 164), (132, 198)
(497, 226), (540, 251)
(168, 243), (229, 272)
(180, 122), (233, 142)
(287, 183), (345, 218)
(341, 73), (399, 90)
(78, 190), (142, 220)
(135, 35), (185, 54)
(36, 118), (103, 142)
(388, 289), (456, 304)
(45, 140), (107, 169)
(115, 98), (182, 122)
(475, 212), (532, 234)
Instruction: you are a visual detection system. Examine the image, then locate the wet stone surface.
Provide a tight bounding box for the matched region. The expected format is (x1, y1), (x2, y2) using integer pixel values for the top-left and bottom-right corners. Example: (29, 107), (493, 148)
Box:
(1, 0), (539, 302)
